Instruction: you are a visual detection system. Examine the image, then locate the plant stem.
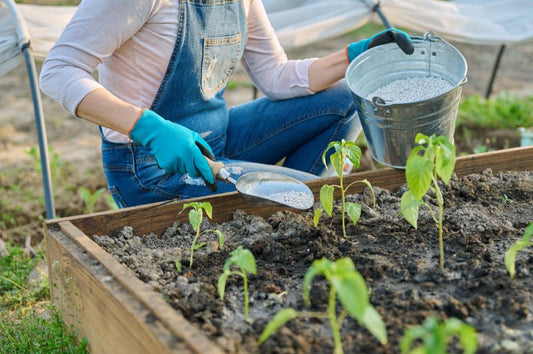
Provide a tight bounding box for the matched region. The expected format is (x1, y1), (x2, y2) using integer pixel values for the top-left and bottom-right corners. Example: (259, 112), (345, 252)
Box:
(328, 288), (343, 354)
(432, 175), (445, 269)
(340, 175), (347, 238)
(243, 271), (249, 321)
(189, 230), (200, 268)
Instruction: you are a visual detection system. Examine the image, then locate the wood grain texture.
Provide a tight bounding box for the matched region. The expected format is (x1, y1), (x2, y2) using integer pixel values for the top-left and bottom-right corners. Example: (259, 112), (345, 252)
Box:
(45, 222), (221, 354)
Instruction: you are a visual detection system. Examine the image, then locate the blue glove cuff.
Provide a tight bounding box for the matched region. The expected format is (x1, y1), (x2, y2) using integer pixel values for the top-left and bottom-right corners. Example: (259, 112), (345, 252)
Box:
(347, 28), (413, 62)
(346, 39), (371, 63)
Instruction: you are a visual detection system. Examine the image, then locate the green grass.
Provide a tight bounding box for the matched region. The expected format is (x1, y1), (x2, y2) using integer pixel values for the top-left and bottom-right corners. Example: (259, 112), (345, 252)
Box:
(457, 93), (533, 129)
(0, 242), (88, 353)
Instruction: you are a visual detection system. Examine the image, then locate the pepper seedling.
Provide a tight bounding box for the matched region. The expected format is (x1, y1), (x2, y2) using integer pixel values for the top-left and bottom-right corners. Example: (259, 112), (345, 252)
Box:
(504, 222), (533, 280)
(218, 246), (257, 321)
(179, 202), (224, 269)
(400, 133), (456, 268)
(400, 316), (478, 354)
(259, 257), (387, 354)
(314, 140), (375, 238)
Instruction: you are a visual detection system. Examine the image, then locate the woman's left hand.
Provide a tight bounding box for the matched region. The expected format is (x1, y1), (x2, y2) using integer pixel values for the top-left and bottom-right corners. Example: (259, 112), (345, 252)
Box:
(346, 28), (414, 62)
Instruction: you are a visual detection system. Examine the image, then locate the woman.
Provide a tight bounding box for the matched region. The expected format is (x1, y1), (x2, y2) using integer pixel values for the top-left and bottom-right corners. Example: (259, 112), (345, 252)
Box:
(40, 0), (413, 208)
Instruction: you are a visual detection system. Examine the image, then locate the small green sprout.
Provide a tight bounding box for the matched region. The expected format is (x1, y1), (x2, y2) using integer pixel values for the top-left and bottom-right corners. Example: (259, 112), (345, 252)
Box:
(314, 140), (375, 238)
(259, 257), (387, 354)
(505, 223), (533, 280)
(218, 246), (257, 321)
(78, 186), (106, 214)
(180, 202), (224, 269)
(400, 316), (478, 354)
(401, 133), (456, 269)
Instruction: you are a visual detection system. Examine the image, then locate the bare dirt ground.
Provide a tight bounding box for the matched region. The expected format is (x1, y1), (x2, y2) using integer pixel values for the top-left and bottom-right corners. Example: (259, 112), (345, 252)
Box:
(1, 27), (532, 247)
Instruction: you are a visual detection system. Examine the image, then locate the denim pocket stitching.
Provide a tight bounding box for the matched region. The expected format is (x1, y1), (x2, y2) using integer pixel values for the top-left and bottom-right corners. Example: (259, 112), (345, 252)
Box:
(201, 33), (241, 96)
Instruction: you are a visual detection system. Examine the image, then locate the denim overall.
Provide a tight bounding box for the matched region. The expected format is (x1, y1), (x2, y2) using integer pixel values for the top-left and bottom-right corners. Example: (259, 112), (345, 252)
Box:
(102, 0), (361, 208)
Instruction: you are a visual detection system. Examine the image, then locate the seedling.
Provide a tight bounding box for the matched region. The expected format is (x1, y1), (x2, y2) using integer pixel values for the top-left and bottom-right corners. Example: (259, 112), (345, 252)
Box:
(259, 257), (387, 354)
(400, 316), (478, 354)
(180, 202), (224, 269)
(400, 133), (456, 268)
(217, 246), (257, 321)
(504, 223), (533, 280)
(78, 186), (106, 214)
(314, 140), (375, 238)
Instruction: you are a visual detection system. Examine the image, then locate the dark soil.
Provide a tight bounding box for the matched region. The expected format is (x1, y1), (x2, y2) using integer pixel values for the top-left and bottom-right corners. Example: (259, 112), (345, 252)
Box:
(94, 169), (533, 354)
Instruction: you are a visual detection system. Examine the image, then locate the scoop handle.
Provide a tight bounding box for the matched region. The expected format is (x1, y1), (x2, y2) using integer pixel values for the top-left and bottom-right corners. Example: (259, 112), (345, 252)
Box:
(205, 158), (235, 185)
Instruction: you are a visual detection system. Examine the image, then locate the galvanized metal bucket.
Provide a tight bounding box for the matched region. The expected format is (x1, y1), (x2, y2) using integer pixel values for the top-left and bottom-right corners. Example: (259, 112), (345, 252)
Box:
(346, 32), (468, 168)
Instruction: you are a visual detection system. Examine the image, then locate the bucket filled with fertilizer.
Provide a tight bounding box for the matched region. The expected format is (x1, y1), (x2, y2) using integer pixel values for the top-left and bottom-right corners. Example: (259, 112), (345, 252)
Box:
(346, 32), (467, 168)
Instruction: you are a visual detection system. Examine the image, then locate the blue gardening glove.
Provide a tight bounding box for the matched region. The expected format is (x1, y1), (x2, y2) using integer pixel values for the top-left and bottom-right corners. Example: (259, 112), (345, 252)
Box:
(346, 28), (414, 62)
(129, 109), (217, 191)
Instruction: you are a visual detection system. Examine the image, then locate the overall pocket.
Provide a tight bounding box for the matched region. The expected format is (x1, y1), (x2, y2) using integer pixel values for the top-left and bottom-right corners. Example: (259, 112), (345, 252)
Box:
(201, 33), (242, 96)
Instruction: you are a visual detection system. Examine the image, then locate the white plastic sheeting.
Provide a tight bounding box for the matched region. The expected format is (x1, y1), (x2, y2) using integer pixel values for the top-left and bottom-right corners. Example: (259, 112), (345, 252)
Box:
(266, 0), (533, 50)
(0, 0), (30, 76)
(2, 0), (533, 62)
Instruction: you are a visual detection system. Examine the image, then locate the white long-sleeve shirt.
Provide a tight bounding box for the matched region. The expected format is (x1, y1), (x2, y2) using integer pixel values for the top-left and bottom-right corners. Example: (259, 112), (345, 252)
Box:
(40, 0), (315, 143)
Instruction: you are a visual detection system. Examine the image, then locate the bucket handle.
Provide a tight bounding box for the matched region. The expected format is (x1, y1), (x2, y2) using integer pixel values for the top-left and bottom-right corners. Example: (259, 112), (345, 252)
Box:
(372, 96), (392, 116)
(412, 32), (469, 86)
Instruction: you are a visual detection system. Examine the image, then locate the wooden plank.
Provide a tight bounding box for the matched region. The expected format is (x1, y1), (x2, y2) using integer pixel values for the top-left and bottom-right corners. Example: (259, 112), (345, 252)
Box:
(45, 224), (190, 354)
(310, 145), (533, 195)
(47, 146), (533, 237)
(57, 221), (224, 354)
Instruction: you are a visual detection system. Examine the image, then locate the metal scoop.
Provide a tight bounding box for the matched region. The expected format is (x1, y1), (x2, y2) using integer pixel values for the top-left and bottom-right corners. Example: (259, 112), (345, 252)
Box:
(206, 159), (315, 210)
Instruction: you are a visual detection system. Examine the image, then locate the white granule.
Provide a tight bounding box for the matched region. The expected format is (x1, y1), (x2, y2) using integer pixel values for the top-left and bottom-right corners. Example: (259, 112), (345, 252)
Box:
(367, 76), (453, 103)
(267, 191), (314, 210)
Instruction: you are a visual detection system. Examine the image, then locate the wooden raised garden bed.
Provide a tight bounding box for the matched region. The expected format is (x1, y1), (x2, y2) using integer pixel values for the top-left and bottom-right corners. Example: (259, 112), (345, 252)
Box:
(44, 146), (533, 354)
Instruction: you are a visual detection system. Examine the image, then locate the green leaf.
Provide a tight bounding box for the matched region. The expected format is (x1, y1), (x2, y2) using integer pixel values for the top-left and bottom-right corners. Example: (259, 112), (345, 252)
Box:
(175, 258), (182, 273)
(457, 323), (478, 354)
(400, 324), (424, 354)
(303, 259), (328, 306)
(258, 308), (298, 344)
(360, 179), (376, 206)
(200, 202), (213, 219)
(217, 271), (230, 299)
(401, 190), (420, 229)
(504, 240), (527, 280)
(345, 144), (362, 168)
(435, 140), (456, 184)
(414, 133), (429, 145)
(320, 185), (334, 217)
(188, 209), (202, 230)
(406, 154), (433, 201)
(214, 229), (225, 250)
(192, 241), (206, 251)
(230, 246), (257, 275)
(330, 151), (343, 176)
(182, 202), (198, 212)
(313, 208), (323, 227)
(322, 141), (340, 167)
(330, 269), (369, 321)
(504, 223), (533, 280)
(362, 306), (388, 345)
(346, 202), (361, 226)
(442, 318), (478, 354)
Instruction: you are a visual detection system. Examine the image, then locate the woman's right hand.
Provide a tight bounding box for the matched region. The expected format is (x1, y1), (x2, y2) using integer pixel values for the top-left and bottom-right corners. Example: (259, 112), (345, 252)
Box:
(129, 109), (216, 187)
